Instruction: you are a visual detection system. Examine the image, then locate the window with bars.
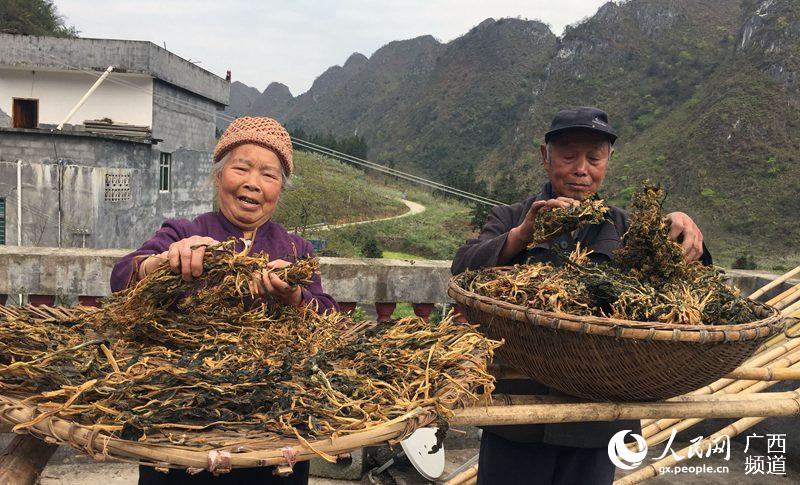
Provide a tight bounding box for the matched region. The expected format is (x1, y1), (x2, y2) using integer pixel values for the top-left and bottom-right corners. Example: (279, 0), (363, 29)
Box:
(0, 198), (5, 245)
(104, 173), (131, 202)
(159, 152), (171, 192)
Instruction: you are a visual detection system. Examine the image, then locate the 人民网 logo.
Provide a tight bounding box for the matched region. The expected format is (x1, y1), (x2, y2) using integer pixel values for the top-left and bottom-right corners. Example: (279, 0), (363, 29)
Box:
(608, 430), (648, 470)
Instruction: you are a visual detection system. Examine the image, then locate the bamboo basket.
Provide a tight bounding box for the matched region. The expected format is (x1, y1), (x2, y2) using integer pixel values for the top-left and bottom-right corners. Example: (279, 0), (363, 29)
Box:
(0, 393), (432, 472)
(449, 270), (785, 401)
(0, 305), (488, 473)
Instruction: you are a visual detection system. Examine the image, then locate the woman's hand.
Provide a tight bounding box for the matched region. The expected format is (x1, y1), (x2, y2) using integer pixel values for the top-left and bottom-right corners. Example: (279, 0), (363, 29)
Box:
(139, 236), (219, 282)
(249, 259), (303, 307)
(665, 212), (704, 262)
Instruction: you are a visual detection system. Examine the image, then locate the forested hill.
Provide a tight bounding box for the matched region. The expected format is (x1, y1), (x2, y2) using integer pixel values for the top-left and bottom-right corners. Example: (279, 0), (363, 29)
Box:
(228, 0), (800, 267)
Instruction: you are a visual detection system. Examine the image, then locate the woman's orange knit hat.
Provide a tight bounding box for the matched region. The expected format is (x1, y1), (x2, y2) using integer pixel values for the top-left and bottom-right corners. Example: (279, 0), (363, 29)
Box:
(213, 117), (293, 176)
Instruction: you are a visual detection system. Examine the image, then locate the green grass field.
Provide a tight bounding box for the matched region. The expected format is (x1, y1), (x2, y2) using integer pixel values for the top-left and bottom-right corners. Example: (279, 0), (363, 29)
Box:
(272, 151), (407, 230)
(307, 185), (473, 260)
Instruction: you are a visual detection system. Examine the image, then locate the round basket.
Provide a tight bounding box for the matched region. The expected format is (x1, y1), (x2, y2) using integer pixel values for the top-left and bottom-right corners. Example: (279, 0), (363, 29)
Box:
(449, 271), (785, 401)
(0, 394), (433, 473)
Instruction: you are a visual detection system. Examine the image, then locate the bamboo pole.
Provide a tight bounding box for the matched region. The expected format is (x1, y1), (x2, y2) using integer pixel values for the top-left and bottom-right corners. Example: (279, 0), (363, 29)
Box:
(725, 366), (800, 381)
(642, 357), (800, 440)
(642, 378), (779, 441)
(758, 319), (800, 352)
(444, 463), (478, 485)
(447, 392), (800, 485)
(748, 265), (800, 300)
(615, 416), (768, 485)
(781, 299), (800, 317)
(497, 391), (800, 406)
(664, 390), (800, 402)
(639, 329), (800, 428)
(449, 397), (800, 427)
(770, 285), (800, 309)
(766, 282), (800, 306)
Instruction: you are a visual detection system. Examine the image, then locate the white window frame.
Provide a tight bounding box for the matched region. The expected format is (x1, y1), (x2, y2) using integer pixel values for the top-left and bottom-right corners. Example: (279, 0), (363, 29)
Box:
(159, 152), (171, 193)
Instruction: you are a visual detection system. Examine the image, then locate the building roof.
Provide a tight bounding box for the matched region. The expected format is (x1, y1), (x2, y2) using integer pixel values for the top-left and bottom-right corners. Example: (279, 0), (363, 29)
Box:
(0, 33), (229, 106)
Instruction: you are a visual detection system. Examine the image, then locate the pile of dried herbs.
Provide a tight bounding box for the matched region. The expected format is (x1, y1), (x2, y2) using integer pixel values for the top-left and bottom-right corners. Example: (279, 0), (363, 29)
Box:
(461, 182), (759, 326)
(0, 241), (499, 446)
(527, 198), (608, 248)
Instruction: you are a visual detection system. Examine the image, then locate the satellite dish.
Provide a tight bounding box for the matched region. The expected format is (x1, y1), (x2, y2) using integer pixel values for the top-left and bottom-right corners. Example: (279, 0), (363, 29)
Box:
(400, 427), (445, 480)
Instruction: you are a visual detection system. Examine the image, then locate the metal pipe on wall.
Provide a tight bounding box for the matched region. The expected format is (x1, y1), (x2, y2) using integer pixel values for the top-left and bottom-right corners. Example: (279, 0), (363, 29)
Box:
(16, 159), (21, 246)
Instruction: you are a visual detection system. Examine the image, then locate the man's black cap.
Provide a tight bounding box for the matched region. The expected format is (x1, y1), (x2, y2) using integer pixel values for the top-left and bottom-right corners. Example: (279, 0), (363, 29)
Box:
(544, 107), (618, 144)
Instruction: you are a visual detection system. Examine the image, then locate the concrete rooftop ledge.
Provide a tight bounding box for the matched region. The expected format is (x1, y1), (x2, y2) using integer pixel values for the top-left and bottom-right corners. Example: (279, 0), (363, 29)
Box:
(0, 127), (156, 145)
(0, 33), (230, 106)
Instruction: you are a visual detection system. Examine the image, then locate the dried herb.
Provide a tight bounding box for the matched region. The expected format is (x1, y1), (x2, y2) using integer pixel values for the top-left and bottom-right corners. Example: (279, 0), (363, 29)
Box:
(0, 240), (500, 447)
(461, 182), (759, 326)
(528, 198), (609, 248)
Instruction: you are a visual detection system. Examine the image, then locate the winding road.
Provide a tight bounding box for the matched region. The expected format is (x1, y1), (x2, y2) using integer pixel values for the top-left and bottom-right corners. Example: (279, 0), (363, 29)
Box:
(305, 199), (426, 232)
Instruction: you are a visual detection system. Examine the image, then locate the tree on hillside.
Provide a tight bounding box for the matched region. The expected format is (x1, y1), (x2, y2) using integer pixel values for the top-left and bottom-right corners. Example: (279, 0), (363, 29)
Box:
(0, 0), (78, 37)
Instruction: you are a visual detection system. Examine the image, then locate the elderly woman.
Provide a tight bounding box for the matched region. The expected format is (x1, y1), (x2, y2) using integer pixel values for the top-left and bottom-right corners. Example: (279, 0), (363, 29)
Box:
(110, 117), (337, 484)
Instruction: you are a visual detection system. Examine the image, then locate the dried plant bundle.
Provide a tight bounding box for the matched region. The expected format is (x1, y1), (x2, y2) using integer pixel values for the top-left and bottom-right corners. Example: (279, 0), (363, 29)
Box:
(528, 198), (609, 248)
(0, 240), (500, 449)
(463, 182), (759, 326)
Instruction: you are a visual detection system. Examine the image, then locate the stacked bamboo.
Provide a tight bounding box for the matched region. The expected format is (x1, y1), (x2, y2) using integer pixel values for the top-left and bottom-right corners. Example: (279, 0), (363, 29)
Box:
(615, 265), (800, 484)
(443, 265), (800, 485)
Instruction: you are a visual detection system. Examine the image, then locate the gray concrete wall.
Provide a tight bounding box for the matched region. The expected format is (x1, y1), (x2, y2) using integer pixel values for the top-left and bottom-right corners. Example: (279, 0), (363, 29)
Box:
(0, 247), (453, 304)
(0, 33), (229, 106)
(0, 107), (10, 128)
(150, 80), (216, 222)
(0, 128), (212, 248)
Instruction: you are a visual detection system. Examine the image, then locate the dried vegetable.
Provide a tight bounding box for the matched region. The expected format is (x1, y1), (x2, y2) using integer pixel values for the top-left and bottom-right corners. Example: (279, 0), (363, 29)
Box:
(0, 241), (499, 447)
(460, 182), (759, 326)
(527, 198), (608, 248)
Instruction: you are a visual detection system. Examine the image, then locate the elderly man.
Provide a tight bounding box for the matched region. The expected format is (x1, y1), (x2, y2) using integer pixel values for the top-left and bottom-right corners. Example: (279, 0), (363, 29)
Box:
(451, 107), (710, 485)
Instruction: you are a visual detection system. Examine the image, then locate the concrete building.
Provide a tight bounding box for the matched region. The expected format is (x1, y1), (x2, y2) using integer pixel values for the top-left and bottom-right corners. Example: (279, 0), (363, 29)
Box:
(0, 33), (230, 248)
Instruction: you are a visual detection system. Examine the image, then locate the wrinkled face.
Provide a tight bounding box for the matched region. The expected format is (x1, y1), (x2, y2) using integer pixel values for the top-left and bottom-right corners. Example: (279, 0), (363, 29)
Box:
(541, 129), (612, 200)
(216, 144), (283, 232)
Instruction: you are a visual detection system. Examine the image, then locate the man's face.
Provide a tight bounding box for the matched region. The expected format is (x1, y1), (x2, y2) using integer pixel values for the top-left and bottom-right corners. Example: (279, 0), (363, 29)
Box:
(540, 129), (612, 200)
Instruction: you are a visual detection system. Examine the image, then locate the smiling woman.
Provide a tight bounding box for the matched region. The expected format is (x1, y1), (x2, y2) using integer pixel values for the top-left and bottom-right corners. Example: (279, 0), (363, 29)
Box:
(216, 144), (285, 234)
(110, 117), (337, 483)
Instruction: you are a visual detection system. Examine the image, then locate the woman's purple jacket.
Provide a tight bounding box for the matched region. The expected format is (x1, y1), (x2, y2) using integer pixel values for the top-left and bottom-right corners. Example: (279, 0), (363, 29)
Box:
(110, 211), (339, 313)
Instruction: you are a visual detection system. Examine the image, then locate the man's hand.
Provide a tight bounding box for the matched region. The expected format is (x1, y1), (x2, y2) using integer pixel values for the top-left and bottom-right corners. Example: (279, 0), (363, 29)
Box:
(138, 236), (219, 282)
(500, 197), (580, 264)
(666, 212), (703, 262)
(249, 259), (303, 307)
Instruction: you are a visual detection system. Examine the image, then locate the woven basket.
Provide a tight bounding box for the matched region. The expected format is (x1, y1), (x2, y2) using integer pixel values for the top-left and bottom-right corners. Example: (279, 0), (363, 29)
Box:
(449, 271), (785, 401)
(0, 305), (479, 473)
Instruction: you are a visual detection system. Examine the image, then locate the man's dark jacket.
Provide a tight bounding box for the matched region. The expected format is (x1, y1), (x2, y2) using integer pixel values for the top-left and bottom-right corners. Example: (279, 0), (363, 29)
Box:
(451, 182), (711, 447)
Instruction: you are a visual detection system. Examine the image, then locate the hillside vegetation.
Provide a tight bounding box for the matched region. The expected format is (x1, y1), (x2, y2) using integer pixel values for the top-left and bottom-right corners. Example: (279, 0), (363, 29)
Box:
(272, 152), (406, 230)
(233, 0), (800, 269)
(309, 187), (471, 260)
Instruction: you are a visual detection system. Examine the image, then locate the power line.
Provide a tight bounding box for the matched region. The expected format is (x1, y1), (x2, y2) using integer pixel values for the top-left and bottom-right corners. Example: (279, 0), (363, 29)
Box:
(291, 138), (504, 205)
(40, 53), (504, 207)
(291, 140), (500, 206)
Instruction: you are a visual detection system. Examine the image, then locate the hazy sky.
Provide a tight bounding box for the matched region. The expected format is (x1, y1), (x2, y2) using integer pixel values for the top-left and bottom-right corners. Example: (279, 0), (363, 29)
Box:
(57, 0), (610, 95)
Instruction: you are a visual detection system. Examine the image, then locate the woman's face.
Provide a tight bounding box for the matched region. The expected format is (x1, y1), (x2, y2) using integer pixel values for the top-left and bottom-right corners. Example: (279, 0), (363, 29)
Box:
(216, 144), (283, 232)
